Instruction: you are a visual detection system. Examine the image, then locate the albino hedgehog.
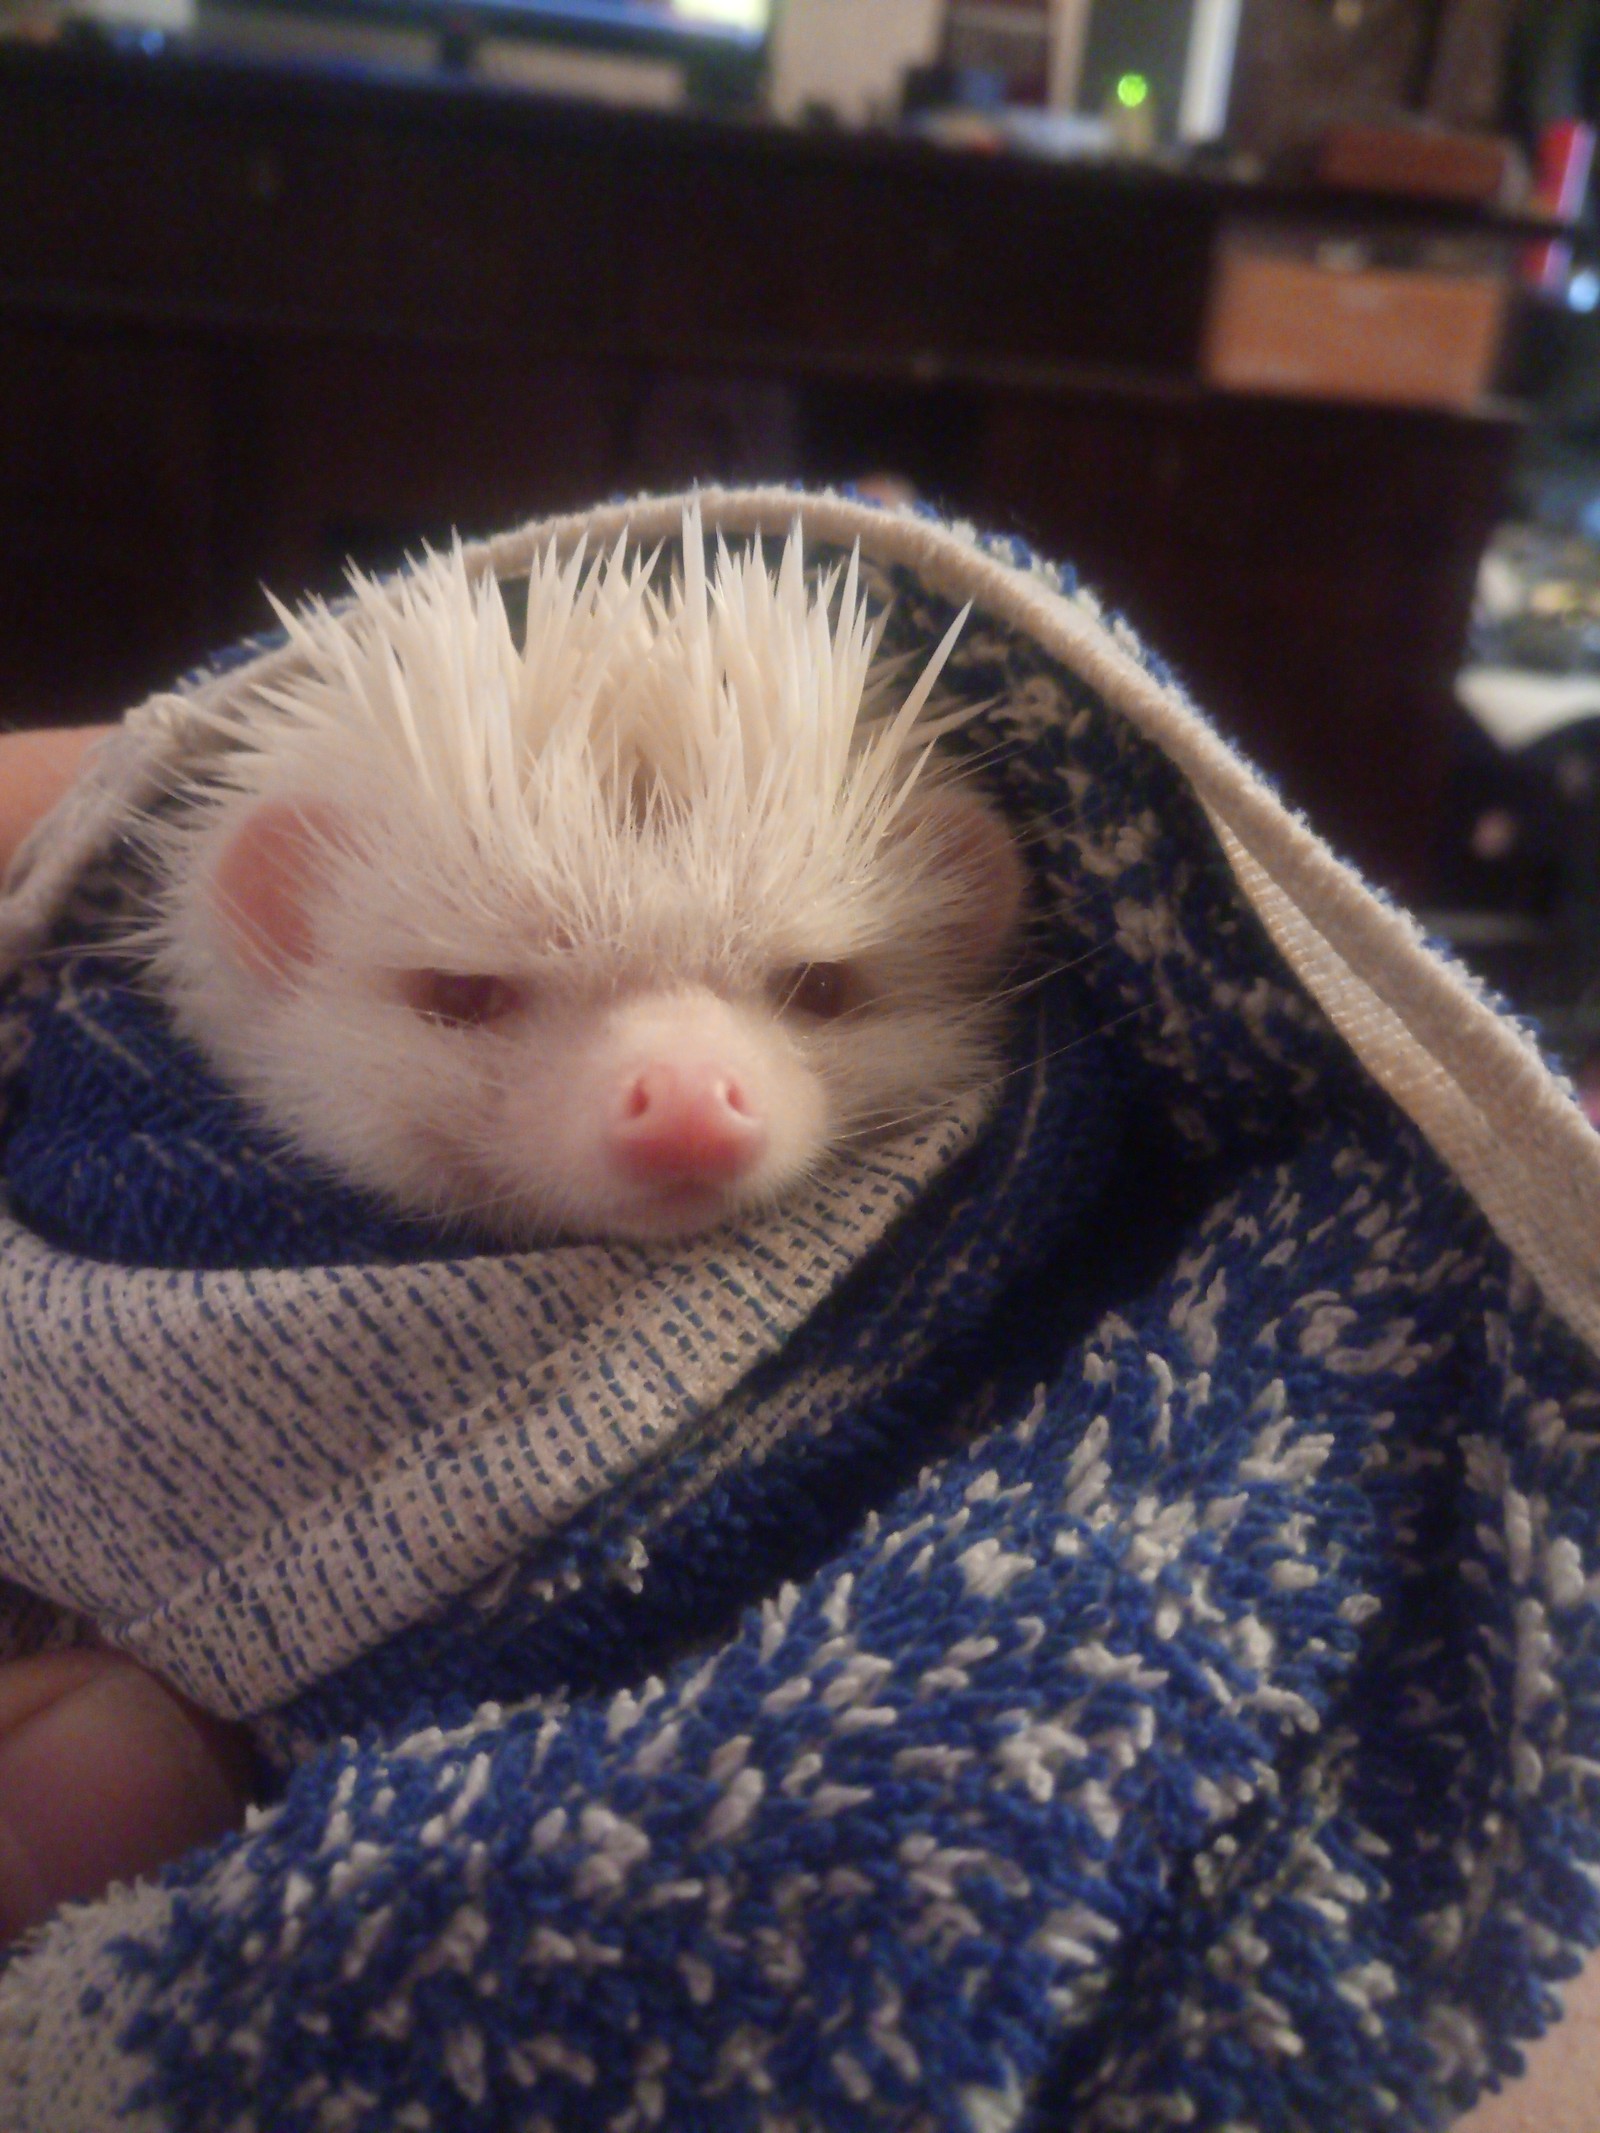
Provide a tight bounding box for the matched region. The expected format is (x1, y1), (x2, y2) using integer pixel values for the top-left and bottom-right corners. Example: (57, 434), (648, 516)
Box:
(142, 506), (1026, 1245)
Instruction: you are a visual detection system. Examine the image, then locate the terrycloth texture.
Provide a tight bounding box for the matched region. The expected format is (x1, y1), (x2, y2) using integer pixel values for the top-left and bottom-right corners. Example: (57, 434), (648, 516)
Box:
(0, 494), (1599, 2133)
(3, 956), (449, 1267)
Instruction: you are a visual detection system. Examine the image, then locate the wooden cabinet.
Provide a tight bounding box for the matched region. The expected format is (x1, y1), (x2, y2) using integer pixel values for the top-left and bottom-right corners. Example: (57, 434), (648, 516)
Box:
(0, 41), (1525, 894)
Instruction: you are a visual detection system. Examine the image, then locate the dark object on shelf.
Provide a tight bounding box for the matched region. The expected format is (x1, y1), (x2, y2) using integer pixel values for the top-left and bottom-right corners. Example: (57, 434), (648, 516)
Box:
(940, 1), (1048, 106)
(899, 61), (1008, 120)
(1424, 0), (1523, 134)
(1231, 0), (1526, 158)
(1314, 117), (1526, 204)
(1504, 0), (1600, 152)
(1230, 0), (1439, 157)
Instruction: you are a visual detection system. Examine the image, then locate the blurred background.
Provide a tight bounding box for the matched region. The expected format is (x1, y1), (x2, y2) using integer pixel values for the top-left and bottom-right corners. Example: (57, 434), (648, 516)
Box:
(3, 0), (1600, 1090)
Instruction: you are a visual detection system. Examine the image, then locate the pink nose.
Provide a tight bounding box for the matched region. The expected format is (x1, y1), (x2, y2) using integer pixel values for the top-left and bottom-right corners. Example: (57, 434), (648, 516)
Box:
(611, 1063), (766, 1185)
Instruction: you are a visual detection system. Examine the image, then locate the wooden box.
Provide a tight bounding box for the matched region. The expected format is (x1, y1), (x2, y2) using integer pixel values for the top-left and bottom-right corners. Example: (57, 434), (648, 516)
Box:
(1203, 234), (1509, 410)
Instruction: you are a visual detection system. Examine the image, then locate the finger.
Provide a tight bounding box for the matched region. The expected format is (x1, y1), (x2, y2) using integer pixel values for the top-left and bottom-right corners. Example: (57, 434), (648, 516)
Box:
(0, 1652), (254, 1943)
(0, 725), (111, 879)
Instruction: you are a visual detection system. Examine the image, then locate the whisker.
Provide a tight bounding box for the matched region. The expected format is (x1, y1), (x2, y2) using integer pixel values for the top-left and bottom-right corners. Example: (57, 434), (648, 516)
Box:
(982, 938), (1120, 1006)
(989, 1000), (1156, 1084)
(833, 997), (1159, 1147)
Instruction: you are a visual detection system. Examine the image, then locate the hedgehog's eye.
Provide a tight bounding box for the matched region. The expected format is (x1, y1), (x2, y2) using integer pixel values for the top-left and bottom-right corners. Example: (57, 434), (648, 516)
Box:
(402, 971), (528, 1029)
(773, 961), (856, 1021)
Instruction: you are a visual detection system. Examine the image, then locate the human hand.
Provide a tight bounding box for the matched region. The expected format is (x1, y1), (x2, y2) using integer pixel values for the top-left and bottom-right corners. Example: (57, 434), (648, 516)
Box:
(1, 728), (254, 1943)
(0, 1651), (254, 1945)
(0, 724), (111, 880)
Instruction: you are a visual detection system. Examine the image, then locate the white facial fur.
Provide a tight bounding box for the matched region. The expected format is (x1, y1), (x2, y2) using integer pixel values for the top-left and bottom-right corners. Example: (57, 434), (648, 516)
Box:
(143, 511), (1026, 1245)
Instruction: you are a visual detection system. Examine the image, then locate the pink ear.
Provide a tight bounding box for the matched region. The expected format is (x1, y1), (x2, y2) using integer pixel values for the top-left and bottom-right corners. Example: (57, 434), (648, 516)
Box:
(210, 799), (346, 985)
(905, 786), (1027, 975)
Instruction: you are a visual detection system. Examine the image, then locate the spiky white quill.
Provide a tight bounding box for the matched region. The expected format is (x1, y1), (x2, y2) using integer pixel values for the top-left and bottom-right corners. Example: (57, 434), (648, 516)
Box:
(141, 504), (1026, 1243)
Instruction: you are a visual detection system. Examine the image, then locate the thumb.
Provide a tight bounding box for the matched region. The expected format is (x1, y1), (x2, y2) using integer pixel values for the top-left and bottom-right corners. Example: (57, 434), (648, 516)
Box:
(0, 1651), (254, 1943)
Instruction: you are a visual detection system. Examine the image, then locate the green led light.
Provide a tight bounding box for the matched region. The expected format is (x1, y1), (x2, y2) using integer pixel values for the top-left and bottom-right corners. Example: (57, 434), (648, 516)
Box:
(1115, 72), (1150, 109)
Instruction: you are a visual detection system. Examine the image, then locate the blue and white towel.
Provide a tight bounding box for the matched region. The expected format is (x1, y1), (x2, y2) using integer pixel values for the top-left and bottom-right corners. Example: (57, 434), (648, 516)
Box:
(0, 488), (1597, 2132)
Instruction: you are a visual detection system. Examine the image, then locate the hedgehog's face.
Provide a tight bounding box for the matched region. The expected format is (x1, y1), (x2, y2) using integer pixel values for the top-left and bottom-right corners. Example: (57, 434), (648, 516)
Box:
(159, 779), (1026, 1245)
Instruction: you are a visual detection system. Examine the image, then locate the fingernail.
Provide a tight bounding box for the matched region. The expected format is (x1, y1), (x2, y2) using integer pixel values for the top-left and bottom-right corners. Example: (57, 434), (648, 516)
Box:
(0, 1661), (250, 1942)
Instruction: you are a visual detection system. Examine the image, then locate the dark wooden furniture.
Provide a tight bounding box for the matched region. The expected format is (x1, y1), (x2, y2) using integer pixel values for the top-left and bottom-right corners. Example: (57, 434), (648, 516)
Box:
(0, 39), (1529, 893)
